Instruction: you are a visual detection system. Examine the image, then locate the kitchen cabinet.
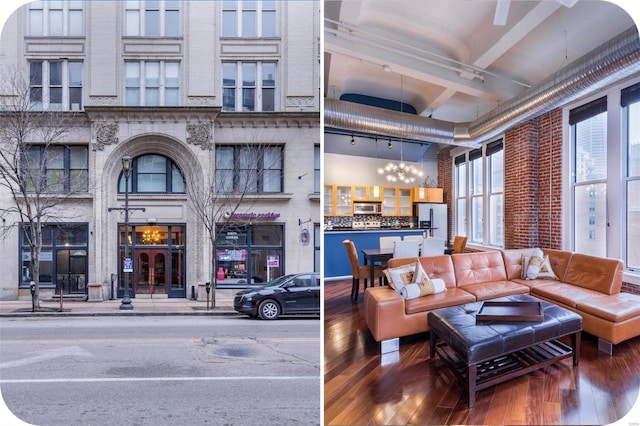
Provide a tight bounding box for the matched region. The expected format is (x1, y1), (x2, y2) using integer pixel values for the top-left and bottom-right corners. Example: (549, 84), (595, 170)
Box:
(353, 185), (382, 201)
(381, 187), (413, 216)
(324, 184), (353, 216)
(412, 187), (443, 203)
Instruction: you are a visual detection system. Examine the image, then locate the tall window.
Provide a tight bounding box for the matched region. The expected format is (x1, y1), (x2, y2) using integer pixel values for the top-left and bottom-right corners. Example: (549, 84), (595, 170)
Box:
(29, 1), (83, 36)
(125, 61), (179, 106)
(314, 144), (320, 193)
(125, 0), (180, 36)
(570, 97), (607, 257)
(454, 139), (504, 247)
(215, 145), (283, 193)
(623, 83), (640, 270)
(23, 145), (88, 193)
(118, 154), (185, 194)
(222, 1), (276, 37)
(222, 62), (276, 111)
(29, 61), (83, 111)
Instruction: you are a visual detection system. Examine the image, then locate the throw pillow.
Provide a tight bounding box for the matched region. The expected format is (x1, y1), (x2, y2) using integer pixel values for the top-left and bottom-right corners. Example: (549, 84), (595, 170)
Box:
(383, 262), (416, 293)
(536, 255), (559, 280)
(526, 248), (544, 279)
(520, 254), (531, 279)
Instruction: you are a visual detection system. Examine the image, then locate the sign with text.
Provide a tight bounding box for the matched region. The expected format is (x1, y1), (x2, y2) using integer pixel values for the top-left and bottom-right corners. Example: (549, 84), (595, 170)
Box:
(123, 258), (133, 273)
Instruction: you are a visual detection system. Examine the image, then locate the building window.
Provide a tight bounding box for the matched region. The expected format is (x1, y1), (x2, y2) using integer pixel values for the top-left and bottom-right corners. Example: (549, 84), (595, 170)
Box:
(623, 83), (640, 270)
(222, 1), (276, 37)
(125, 0), (180, 36)
(215, 145), (283, 193)
(570, 96), (607, 257)
(29, 60), (83, 111)
(125, 61), (179, 106)
(29, 1), (83, 36)
(20, 223), (88, 294)
(222, 62), (276, 112)
(23, 145), (88, 193)
(215, 224), (284, 285)
(314, 144), (320, 193)
(118, 154), (185, 194)
(454, 139), (504, 248)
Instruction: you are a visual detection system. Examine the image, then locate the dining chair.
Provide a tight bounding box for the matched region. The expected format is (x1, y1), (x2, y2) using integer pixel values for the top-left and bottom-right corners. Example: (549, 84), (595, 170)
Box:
(379, 236), (401, 250)
(392, 240), (420, 258)
(421, 238), (445, 256)
(452, 235), (468, 254)
(342, 240), (385, 303)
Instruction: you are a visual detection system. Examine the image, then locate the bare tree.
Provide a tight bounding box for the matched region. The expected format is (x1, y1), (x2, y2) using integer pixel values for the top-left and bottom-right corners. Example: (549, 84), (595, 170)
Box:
(186, 132), (284, 309)
(0, 67), (84, 310)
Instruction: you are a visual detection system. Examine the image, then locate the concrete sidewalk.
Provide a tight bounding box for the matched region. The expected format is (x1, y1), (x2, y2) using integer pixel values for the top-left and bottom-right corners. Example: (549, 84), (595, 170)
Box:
(0, 296), (237, 317)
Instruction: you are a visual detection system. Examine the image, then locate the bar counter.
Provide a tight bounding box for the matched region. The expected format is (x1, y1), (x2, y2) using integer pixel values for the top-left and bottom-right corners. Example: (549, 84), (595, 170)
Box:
(324, 228), (425, 279)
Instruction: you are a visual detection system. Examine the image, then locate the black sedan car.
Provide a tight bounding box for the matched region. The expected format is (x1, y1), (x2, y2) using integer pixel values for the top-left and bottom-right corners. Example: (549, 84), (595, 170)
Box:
(233, 273), (320, 320)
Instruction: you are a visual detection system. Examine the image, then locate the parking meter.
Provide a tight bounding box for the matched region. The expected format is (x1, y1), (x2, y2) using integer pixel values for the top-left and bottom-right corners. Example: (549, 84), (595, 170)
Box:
(30, 281), (36, 295)
(205, 281), (211, 294)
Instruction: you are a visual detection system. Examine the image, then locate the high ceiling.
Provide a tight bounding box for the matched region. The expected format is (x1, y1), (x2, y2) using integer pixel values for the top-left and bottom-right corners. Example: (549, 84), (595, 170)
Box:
(324, 0), (638, 160)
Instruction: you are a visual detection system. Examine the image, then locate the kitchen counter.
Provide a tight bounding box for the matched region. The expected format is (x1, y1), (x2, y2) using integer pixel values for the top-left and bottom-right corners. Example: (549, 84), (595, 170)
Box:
(324, 228), (426, 279)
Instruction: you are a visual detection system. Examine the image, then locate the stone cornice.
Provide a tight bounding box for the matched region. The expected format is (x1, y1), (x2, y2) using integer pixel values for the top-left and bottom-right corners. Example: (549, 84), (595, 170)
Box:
(83, 106), (221, 123)
(215, 112), (320, 129)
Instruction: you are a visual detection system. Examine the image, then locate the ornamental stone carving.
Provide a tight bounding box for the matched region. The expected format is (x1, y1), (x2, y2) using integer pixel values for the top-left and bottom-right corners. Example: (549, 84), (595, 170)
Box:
(286, 96), (315, 107)
(92, 122), (119, 151)
(187, 96), (216, 107)
(186, 123), (213, 150)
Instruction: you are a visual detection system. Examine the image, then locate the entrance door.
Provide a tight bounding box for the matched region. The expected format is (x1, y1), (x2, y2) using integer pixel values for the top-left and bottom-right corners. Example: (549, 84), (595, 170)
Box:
(135, 249), (167, 296)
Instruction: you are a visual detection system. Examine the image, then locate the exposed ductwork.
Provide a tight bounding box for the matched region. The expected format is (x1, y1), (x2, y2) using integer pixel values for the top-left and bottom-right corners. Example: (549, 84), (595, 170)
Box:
(325, 27), (640, 146)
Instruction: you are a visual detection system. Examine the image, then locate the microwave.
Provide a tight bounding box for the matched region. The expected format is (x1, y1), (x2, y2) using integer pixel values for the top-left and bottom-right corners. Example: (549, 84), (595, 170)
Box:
(353, 202), (382, 215)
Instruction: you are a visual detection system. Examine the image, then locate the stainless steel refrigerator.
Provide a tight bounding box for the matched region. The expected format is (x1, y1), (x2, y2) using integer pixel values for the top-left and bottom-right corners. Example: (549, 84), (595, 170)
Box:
(416, 203), (448, 242)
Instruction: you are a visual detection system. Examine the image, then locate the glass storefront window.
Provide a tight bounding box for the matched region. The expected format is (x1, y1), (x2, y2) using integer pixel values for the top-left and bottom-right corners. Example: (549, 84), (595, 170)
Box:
(215, 224), (284, 285)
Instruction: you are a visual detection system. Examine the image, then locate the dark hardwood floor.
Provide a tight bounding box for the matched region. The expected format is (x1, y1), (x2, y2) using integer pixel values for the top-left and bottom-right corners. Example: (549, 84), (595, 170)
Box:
(324, 279), (640, 425)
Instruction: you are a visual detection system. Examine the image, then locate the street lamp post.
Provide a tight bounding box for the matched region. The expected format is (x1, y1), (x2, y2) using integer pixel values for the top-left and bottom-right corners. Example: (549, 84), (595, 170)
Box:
(120, 155), (134, 310)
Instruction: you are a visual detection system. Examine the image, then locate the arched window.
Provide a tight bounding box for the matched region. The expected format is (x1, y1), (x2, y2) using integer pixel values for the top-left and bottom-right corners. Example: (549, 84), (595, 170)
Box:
(118, 154), (185, 194)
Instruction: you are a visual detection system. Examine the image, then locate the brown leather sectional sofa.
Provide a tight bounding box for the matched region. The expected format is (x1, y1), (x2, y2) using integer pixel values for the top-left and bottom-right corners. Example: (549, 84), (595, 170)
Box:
(363, 248), (640, 354)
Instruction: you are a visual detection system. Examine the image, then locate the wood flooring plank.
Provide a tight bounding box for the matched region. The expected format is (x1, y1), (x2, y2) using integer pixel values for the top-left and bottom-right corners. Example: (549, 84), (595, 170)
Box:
(324, 278), (640, 425)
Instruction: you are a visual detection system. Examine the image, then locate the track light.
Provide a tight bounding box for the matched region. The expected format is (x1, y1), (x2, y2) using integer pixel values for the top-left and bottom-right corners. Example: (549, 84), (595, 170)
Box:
(350, 136), (355, 145)
(388, 141), (392, 149)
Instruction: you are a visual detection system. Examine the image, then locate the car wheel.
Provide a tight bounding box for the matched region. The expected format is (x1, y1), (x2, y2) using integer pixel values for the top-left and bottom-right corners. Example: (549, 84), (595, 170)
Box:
(258, 299), (281, 320)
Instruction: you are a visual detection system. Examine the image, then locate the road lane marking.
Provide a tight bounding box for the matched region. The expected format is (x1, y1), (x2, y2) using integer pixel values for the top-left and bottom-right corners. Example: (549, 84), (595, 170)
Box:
(0, 337), (319, 345)
(0, 376), (319, 384)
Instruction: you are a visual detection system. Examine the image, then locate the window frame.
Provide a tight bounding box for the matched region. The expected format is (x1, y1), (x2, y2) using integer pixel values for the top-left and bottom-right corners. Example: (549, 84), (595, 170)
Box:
(23, 145), (89, 194)
(125, 0), (180, 37)
(214, 145), (284, 194)
(117, 154), (185, 194)
(28, 1), (83, 37)
(222, 61), (277, 112)
(29, 60), (83, 111)
(124, 60), (180, 107)
(453, 139), (504, 249)
(222, 0), (277, 38)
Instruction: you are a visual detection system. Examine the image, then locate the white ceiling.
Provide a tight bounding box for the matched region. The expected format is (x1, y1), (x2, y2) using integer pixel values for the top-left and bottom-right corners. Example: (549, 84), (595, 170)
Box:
(324, 0), (637, 160)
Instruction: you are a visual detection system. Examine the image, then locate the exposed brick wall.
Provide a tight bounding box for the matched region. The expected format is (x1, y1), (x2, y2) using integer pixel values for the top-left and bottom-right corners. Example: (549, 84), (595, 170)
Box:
(437, 147), (453, 243)
(503, 118), (540, 249)
(536, 109), (564, 249)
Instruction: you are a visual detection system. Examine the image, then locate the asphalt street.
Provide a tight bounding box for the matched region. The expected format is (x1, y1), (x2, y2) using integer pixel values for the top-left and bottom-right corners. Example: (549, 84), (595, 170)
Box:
(0, 316), (321, 426)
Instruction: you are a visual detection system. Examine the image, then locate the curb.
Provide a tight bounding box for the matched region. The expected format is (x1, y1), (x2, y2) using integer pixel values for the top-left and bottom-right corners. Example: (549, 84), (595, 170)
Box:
(0, 308), (240, 318)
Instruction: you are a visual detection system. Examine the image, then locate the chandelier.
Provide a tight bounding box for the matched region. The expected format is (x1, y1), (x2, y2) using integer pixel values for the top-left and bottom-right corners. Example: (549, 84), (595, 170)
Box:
(142, 229), (161, 245)
(378, 160), (423, 183)
(376, 74), (424, 184)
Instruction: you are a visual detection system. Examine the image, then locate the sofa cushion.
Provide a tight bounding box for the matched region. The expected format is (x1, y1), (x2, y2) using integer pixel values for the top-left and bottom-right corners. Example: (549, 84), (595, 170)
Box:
(457, 280), (529, 301)
(452, 251), (508, 287)
(563, 253), (623, 294)
(501, 248), (539, 280)
(541, 249), (573, 281)
(576, 293), (640, 322)
(532, 282), (607, 307)
(404, 288), (475, 315)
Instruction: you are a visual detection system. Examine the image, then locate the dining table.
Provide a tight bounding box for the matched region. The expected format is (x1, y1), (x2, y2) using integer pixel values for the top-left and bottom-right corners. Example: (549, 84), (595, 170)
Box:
(361, 247), (394, 285)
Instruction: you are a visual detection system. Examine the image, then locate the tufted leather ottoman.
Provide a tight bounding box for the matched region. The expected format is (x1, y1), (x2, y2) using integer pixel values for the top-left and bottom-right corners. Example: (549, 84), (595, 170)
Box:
(428, 294), (582, 407)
